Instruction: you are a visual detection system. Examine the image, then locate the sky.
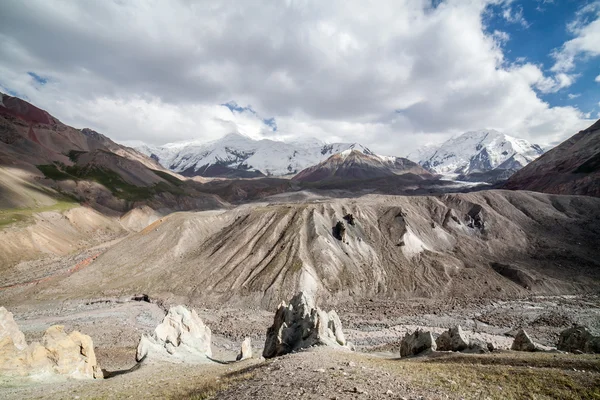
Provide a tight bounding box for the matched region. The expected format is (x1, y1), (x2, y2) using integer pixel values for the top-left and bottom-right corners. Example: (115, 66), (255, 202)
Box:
(0, 0), (599, 156)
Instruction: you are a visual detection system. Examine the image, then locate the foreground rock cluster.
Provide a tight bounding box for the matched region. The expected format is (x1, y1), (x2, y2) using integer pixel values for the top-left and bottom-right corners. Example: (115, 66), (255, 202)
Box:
(0, 307), (102, 380)
(263, 292), (349, 358)
(399, 324), (600, 357)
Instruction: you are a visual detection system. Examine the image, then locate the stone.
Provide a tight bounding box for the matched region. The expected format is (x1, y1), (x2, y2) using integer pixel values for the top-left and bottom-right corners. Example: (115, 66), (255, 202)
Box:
(0, 307), (27, 351)
(511, 329), (537, 352)
(0, 322), (102, 380)
(400, 329), (436, 357)
(557, 325), (600, 354)
(333, 221), (346, 241)
(435, 326), (469, 352)
(136, 305), (212, 363)
(464, 339), (490, 354)
(343, 214), (356, 226)
(262, 292), (349, 358)
(41, 326), (103, 379)
(236, 337), (253, 361)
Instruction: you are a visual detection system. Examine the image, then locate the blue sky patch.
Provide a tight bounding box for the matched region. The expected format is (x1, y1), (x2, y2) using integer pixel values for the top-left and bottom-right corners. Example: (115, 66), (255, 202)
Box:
(263, 117), (277, 132)
(483, 0), (600, 116)
(27, 71), (48, 85)
(221, 101), (256, 115)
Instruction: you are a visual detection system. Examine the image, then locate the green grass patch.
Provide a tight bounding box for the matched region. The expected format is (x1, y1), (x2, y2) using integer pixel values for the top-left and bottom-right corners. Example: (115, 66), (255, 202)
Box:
(152, 169), (184, 186)
(36, 164), (77, 180)
(0, 200), (78, 228)
(36, 163), (186, 202)
(67, 150), (88, 162)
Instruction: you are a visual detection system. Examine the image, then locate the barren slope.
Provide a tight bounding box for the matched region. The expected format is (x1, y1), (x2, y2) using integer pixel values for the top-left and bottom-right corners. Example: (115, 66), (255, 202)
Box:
(4, 190), (598, 309)
(504, 119), (600, 197)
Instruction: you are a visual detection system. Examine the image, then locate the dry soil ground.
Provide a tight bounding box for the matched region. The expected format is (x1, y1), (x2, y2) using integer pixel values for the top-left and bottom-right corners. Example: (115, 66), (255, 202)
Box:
(1, 295), (599, 399)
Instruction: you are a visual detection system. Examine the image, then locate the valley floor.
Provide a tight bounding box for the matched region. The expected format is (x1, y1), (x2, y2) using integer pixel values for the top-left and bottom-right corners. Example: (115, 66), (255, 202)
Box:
(1, 346), (598, 399)
(1, 295), (598, 399)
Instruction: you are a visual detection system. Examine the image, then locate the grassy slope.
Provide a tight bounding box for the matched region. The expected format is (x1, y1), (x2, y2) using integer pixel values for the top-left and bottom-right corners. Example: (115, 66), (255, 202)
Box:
(0, 200), (78, 228)
(368, 351), (600, 400)
(36, 164), (185, 202)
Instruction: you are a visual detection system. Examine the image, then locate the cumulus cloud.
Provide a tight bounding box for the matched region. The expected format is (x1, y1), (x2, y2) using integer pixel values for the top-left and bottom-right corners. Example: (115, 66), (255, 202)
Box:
(595, 74), (600, 82)
(0, 0), (594, 155)
(551, 2), (600, 73)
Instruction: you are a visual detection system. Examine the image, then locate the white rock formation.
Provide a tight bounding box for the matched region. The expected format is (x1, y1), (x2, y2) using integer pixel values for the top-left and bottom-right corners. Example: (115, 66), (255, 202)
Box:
(262, 292), (348, 358)
(400, 329), (436, 357)
(0, 309), (102, 381)
(236, 337), (253, 361)
(136, 305), (212, 363)
(511, 329), (538, 352)
(0, 307), (27, 351)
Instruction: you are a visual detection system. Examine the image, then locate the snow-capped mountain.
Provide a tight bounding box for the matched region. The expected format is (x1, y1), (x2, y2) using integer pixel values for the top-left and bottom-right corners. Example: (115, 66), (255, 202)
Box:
(409, 130), (544, 182)
(134, 133), (381, 178)
(293, 149), (432, 182)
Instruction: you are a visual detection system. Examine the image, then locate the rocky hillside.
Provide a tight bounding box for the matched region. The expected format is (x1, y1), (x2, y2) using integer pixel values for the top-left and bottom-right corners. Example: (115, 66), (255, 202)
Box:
(410, 130), (544, 183)
(292, 150), (433, 182)
(0, 92), (225, 213)
(504, 119), (600, 197)
(135, 133), (384, 177)
(11, 190), (599, 309)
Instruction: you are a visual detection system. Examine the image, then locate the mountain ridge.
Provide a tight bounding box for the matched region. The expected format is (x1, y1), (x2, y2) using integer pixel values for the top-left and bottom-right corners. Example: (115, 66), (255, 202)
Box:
(134, 133), (386, 178)
(504, 119), (600, 197)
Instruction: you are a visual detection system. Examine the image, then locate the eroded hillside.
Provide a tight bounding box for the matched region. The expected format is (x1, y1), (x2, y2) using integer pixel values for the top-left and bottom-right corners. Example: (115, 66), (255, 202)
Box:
(4, 190), (598, 309)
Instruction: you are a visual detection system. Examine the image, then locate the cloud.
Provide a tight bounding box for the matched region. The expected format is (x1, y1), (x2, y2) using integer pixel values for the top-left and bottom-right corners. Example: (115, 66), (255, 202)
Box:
(595, 74), (600, 82)
(567, 93), (581, 99)
(0, 0), (593, 155)
(500, 3), (530, 28)
(551, 2), (600, 73)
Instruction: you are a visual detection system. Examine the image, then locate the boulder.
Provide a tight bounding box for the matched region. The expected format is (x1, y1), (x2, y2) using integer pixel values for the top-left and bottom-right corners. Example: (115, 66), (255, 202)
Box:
(400, 329), (436, 357)
(436, 326), (469, 352)
(343, 214), (356, 226)
(0, 320), (102, 380)
(333, 221), (346, 241)
(236, 337), (253, 361)
(136, 305), (212, 363)
(557, 325), (600, 354)
(511, 329), (538, 352)
(263, 292), (348, 358)
(0, 307), (27, 351)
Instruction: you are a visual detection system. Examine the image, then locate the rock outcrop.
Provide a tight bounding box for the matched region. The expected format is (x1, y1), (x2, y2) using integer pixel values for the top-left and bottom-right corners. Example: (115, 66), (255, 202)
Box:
(136, 305), (212, 363)
(400, 329), (436, 357)
(333, 221), (346, 241)
(343, 213), (356, 226)
(237, 337), (253, 361)
(511, 329), (538, 352)
(263, 292), (348, 358)
(557, 325), (600, 354)
(0, 309), (102, 381)
(436, 326), (469, 352)
(0, 307), (27, 351)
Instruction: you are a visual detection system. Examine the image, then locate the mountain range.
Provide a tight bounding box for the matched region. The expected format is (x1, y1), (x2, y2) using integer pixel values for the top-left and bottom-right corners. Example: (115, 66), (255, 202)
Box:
(408, 130), (545, 183)
(134, 134), (380, 178)
(135, 129), (545, 184)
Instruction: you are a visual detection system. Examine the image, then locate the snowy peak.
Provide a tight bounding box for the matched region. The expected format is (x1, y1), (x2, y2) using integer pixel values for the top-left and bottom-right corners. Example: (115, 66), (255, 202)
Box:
(413, 129), (544, 181)
(134, 134), (382, 178)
